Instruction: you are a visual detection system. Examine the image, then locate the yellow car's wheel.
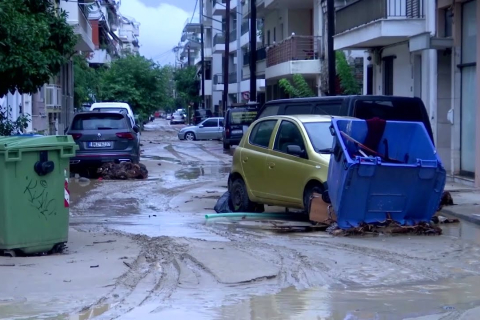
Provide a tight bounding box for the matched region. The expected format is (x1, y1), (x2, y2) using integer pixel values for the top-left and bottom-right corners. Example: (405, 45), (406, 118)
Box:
(231, 178), (257, 212)
(303, 183), (324, 213)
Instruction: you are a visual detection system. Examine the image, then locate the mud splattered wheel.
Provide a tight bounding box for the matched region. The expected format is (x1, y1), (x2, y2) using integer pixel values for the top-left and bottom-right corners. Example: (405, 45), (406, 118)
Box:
(303, 183), (324, 213)
(185, 132), (196, 141)
(230, 178), (256, 212)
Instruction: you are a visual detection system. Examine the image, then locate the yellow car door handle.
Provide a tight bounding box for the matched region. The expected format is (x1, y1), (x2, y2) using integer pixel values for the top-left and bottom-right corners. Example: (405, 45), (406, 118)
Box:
(242, 157), (248, 163)
(268, 162), (275, 169)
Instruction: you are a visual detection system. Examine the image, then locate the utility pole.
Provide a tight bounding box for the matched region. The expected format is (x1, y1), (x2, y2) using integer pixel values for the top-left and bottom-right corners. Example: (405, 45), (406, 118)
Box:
(187, 44), (191, 66)
(327, 0), (336, 96)
(249, 0), (257, 102)
(200, 0), (206, 109)
(236, 0), (242, 102)
(222, 0), (231, 113)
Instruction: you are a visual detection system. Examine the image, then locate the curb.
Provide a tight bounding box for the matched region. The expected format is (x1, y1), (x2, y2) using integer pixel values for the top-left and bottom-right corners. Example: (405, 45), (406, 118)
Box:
(441, 207), (480, 226)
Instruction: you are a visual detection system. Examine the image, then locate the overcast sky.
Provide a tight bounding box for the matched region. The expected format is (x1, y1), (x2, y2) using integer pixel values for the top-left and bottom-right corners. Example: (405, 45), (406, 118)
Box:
(119, 0), (196, 65)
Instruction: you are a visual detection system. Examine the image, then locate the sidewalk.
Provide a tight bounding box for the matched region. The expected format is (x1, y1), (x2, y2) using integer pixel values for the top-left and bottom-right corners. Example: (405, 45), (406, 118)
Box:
(441, 182), (480, 225)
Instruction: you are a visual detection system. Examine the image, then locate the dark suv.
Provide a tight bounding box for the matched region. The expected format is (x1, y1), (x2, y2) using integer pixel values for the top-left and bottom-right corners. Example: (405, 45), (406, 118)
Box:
(193, 109), (213, 125)
(256, 95), (434, 144)
(66, 112), (140, 170)
(222, 104), (259, 150)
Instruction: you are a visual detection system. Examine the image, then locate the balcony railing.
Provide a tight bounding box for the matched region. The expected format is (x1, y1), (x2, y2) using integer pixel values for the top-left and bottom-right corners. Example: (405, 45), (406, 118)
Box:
(335, 0), (424, 35)
(45, 85), (62, 109)
(213, 73), (224, 85)
(266, 35), (322, 68)
(213, 34), (225, 45)
(241, 21), (249, 35)
(78, 7), (93, 39)
(243, 47), (266, 66)
(228, 72), (237, 83)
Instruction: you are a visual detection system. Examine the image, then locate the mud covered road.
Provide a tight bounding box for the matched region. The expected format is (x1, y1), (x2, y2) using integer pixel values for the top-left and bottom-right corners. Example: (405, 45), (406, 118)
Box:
(3, 119), (480, 320)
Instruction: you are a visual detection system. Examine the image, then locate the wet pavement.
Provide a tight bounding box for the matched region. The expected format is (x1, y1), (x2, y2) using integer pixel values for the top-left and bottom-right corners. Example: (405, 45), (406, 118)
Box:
(3, 119), (480, 319)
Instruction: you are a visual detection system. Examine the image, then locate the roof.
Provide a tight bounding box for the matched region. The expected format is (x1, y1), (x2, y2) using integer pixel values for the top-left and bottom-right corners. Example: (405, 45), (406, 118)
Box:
(260, 114), (353, 123)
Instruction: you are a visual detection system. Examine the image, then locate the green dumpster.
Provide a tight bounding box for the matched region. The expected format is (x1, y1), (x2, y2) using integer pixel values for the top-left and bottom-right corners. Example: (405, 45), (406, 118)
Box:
(0, 135), (78, 255)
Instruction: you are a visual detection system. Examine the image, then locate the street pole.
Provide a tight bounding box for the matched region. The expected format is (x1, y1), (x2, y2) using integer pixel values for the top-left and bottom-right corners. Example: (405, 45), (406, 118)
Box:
(249, 0), (257, 102)
(327, 0), (336, 96)
(200, 0), (206, 109)
(187, 44), (191, 66)
(236, 0), (242, 102)
(222, 0), (231, 114)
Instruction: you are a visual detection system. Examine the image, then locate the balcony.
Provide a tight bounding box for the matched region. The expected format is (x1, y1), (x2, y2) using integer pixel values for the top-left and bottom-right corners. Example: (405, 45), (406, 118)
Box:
(243, 47), (267, 77)
(212, 0), (227, 16)
(60, 1), (95, 52)
(200, 80), (213, 96)
(213, 73), (225, 91)
(88, 49), (112, 65)
(213, 34), (225, 53)
(265, 35), (322, 80)
(45, 85), (62, 113)
(183, 18), (202, 33)
(243, 0), (266, 19)
(334, 0), (426, 50)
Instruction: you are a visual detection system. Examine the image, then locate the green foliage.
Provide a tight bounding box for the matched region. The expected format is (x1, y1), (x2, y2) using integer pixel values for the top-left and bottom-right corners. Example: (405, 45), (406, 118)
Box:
(0, 0), (77, 96)
(335, 51), (361, 95)
(0, 107), (31, 136)
(174, 66), (200, 107)
(73, 55), (104, 107)
(279, 74), (316, 98)
(97, 55), (174, 116)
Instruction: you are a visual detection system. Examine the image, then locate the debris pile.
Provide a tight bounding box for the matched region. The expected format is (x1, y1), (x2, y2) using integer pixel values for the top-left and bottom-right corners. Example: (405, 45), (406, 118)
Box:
(97, 162), (148, 180)
(437, 191), (454, 211)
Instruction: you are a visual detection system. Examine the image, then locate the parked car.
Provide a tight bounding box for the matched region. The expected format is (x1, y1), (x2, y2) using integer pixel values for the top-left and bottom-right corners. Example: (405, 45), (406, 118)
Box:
(178, 117), (224, 141)
(166, 114), (172, 120)
(66, 112), (140, 170)
(170, 112), (185, 124)
(222, 104), (260, 150)
(90, 102), (136, 127)
(193, 109), (213, 125)
(228, 114), (339, 212)
(256, 95), (434, 144)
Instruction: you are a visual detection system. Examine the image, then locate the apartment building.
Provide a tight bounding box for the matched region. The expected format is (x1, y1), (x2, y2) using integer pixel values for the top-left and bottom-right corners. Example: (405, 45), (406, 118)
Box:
(117, 16), (140, 55)
(88, 0), (122, 67)
(334, 0), (479, 186)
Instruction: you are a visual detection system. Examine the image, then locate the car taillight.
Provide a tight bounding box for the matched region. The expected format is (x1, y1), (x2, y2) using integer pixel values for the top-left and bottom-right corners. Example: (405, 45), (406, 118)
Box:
(116, 132), (135, 140)
(226, 128), (230, 138)
(71, 133), (82, 140)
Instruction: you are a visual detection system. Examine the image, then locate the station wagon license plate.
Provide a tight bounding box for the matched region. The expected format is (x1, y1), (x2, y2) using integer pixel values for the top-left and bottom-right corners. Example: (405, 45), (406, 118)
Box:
(231, 130), (243, 135)
(89, 141), (112, 148)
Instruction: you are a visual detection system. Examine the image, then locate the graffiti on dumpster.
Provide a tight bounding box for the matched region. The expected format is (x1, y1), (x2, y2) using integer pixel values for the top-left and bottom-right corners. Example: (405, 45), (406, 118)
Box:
(23, 176), (57, 219)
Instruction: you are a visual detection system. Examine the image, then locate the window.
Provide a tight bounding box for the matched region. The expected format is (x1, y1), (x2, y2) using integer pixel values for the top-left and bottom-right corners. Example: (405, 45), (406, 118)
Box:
(71, 114), (128, 130)
(273, 121), (305, 154)
(284, 104), (313, 115)
(258, 104), (280, 118)
(249, 120), (276, 148)
(444, 7), (453, 38)
(304, 122), (334, 152)
(314, 102), (343, 115)
(202, 119), (218, 127)
(267, 30), (271, 45)
(230, 110), (258, 125)
(219, 119), (224, 127)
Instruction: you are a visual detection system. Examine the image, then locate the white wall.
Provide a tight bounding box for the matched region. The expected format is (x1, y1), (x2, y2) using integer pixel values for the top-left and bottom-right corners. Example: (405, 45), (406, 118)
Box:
(373, 43), (413, 96)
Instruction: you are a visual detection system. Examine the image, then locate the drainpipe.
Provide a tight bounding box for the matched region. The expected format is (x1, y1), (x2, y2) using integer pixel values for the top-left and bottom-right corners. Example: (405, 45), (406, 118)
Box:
(426, 0), (437, 145)
(236, 0), (242, 102)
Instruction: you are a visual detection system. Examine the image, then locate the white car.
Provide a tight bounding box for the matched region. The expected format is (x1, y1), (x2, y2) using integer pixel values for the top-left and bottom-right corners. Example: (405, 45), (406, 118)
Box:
(90, 102), (140, 140)
(166, 114), (172, 120)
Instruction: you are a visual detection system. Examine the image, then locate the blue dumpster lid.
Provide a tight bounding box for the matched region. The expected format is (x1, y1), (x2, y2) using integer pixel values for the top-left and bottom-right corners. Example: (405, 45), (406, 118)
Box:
(0, 135), (77, 150)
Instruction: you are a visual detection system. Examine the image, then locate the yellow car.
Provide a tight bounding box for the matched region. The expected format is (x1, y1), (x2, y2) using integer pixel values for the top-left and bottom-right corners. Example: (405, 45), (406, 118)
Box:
(228, 115), (336, 212)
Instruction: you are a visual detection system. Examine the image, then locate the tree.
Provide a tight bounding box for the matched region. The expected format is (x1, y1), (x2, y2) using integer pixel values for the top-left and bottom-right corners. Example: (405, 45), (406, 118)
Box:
(0, 0), (77, 96)
(73, 55), (103, 107)
(98, 54), (173, 118)
(174, 66), (200, 107)
(335, 51), (361, 95)
(279, 74), (316, 98)
(0, 108), (30, 136)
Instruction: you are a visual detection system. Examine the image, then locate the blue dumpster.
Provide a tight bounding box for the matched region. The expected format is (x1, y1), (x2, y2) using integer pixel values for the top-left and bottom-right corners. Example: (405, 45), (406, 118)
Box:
(327, 118), (446, 229)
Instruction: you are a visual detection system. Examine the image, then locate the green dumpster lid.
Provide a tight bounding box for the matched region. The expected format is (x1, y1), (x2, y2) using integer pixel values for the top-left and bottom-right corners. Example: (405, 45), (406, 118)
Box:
(0, 135), (77, 150)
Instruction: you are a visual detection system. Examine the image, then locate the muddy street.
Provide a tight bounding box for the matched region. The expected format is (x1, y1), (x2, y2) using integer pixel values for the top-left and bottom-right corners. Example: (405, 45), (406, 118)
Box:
(2, 119), (480, 319)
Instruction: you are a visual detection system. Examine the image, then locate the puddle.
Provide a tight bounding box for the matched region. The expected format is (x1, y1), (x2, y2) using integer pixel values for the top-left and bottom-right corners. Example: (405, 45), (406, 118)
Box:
(204, 275), (480, 320)
(140, 155), (182, 164)
(174, 165), (230, 180)
(442, 219), (480, 244)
